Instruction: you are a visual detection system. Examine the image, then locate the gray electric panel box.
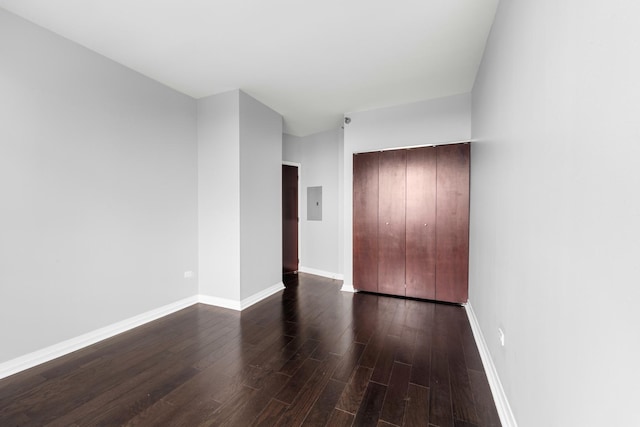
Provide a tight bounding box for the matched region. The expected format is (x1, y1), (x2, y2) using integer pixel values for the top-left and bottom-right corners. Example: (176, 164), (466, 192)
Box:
(307, 186), (322, 221)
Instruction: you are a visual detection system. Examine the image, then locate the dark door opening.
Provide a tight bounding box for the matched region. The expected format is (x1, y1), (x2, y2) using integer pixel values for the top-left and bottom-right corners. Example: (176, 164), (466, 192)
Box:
(282, 164), (299, 276)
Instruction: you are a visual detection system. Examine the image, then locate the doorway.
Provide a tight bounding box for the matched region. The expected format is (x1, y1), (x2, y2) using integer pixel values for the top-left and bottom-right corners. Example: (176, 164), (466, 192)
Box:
(282, 164), (299, 276)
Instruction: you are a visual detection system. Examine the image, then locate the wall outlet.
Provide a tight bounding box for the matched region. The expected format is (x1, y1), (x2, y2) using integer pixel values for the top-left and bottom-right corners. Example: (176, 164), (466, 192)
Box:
(498, 328), (505, 347)
(184, 271), (194, 279)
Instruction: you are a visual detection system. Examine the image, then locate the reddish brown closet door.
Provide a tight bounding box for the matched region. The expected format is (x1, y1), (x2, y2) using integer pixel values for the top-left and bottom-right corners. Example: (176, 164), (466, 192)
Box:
(435, 144), (470, 303)
(405, 146), (437, 299)
(353, 152), (379, 292)
(378, 150), (406, 296)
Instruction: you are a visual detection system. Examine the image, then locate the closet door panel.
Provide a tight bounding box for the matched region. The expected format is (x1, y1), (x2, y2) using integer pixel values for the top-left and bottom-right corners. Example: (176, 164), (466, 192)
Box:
(353, 152), (379, 292)
(405, 146), (437, 300)
(378, 150), (406, 296)
(435, 144), (470, 303)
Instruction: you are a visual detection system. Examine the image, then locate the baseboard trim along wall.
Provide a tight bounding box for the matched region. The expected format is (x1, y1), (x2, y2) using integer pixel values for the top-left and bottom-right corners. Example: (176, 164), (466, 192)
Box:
(238, 281), (285, 311)
(465, 301), (518, 427)
(299, 266), (344, 281)
(197, 295), (241, 311)
(0, 295), (199, 380)
(0, 282), (286, 380)
(340, 282), (357, 293)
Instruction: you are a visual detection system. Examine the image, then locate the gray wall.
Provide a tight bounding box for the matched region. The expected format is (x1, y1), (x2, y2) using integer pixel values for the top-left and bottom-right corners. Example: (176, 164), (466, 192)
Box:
(283, 133), (304, 162)
(197, 90), (241, 301)
(283, 129), (343, 277)
(198, 90), (283, 302)
(0, 9), (198, 364)
(239, 91), (283, 299)
(470, 1), (640, 425)
(342, 93), (472, 289)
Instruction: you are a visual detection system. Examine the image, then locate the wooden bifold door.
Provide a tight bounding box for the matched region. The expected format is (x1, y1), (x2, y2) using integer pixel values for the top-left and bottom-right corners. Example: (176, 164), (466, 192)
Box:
(353, 143), (470, 304)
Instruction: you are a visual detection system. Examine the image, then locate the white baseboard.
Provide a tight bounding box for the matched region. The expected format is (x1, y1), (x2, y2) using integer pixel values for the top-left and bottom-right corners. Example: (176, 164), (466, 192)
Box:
(340, 282), (357, 293)
(0, 295), (199, 380)
(198, 294), (242, 311)
(299, 266), (344, 281)
(465, 301), (518, 427)
(0, 281), (287, 380)
(240, 281), (285, 310)
(198, 281), (285, 311)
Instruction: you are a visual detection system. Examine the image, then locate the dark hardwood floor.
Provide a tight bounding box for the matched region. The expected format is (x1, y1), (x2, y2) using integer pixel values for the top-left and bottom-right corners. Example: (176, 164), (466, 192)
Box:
(0, 273), (500, 426)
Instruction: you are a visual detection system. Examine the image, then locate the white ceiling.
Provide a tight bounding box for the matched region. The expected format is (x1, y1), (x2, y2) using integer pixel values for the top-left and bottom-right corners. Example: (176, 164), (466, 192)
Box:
(0, 0), (499, 136)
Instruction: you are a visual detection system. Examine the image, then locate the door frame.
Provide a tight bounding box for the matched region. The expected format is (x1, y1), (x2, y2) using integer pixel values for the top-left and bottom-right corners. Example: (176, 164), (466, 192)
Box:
(283, 161), (301, 273)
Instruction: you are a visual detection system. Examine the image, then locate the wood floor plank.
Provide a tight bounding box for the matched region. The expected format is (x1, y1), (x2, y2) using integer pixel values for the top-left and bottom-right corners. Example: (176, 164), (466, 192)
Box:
(122, 366), (231, 426)
(189, 327), (245, 371)
(2, 350), (170, 425)
(302, 378), (347, 425)
(124, 396), (219, 426)
(404, 383), (430, 427)
(328, 408), (356, 426)
(395, 324), (417, 365)
(215, 372), (291, 426)
(461, 327), (484, 372)
(332, 341), (366, 383)
(380, 362), (412, 425)
(360, 329), (387, 369)
(410, 331), (433, 387)
(352, 295), (378, 344)
(201, 384), (257, 427)
(0, 407), (30, 425)
(282, 320), (298, 337)
(275, 357), (321, 404)
(404, 299), (431, 327)
(243, 335), (312, 389)
(251, 399), (289, 427)
(62, 363), (198, 426)
(309, 320), (352, 361)
(388, 300), (409, 337)
(430, 348), (454, 427)
(167, 323), (234, 355)
(371, 334), (400, 385)
(0, 373), (46, 403)
(47, 357), (197, 426)
(36, 348), (105, 381)
(467, 369), (501, 427)
(359, 301), (397, 369)
(454, 420), (481, 427)
(275, 354), (341, 426)
(0, 273), (499, 427)
(440, 306), (480, 426)
(336, 365), (374, 414)
(278, 338), (320, 376)
(353, 381), (387, 426)
(449, 351), (480, 425)
(331, 323), (359, 357)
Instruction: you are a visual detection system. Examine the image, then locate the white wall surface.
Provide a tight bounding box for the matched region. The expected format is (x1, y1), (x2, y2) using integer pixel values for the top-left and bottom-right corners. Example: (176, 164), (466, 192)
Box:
(0, 9), (198, 364)
(197, 90), (241, 301)
(470, 1), (640, 425)
(283, 129), (343, 276)
(239, 91), (283, 299)
(342, 94), (472, 288)
(337, 129), (344, 275)
(283, 133), (304, 163)
(198, 90), (283, 302)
